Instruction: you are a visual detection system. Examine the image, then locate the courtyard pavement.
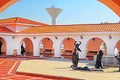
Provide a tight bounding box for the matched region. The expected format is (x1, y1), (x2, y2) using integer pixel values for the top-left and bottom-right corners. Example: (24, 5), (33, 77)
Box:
(17, 58), (120, 80)
(0, 57), (55, 80)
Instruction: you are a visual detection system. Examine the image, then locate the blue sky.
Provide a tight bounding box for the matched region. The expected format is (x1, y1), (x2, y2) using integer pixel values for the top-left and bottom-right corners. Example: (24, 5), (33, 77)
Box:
(0, 0), (120, 25)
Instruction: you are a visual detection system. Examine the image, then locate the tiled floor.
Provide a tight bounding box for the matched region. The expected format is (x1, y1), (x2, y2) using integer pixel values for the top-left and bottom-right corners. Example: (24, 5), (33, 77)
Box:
(17, 58), (120, 80)
(0, 58), (56, 80)
(2, 56), (120, 80)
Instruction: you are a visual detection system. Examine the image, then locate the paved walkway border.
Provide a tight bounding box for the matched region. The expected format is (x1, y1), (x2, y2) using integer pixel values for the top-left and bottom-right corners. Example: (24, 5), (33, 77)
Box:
(16, 71), (84, 80)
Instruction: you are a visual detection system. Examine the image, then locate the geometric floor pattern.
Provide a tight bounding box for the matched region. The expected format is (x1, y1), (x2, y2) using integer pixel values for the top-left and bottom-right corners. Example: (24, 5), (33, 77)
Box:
(0, 58), (53, 80)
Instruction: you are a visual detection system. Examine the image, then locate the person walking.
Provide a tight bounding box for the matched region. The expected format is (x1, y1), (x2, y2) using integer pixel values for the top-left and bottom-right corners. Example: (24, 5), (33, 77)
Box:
(0, 41), (2, 55)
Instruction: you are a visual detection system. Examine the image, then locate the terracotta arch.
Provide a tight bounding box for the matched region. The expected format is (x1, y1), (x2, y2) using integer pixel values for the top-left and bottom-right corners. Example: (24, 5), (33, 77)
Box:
(39, 38), (54, 57)
(0, 0), (19, 13)
(61, 37), (75, 59)
(115, 40), (120, 55)
(99, 0), (120, 17)
(20, 38), (33, 56)
(86, 37), (107, 60)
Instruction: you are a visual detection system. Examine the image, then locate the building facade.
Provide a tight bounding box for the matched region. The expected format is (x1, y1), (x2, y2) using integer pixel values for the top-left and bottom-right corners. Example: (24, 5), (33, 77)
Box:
(0, 17), (120, 65)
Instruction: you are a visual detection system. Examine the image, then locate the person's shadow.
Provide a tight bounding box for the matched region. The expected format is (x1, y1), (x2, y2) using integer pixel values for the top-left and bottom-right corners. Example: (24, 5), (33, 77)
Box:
(54, 67), (70, 69)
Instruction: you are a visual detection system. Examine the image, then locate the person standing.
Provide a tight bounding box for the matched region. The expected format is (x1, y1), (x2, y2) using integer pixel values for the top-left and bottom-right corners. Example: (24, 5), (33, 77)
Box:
(71, 49), (79, 69)
(71, 41), (82, 70)
(95, 50), (104, 69)
(21, 43), (25, 56)
(0, 41), (2, 55)
(72, 49), (79, 66)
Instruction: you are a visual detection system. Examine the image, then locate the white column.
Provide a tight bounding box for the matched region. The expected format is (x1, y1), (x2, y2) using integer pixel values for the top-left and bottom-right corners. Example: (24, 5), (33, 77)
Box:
(53, 39), (61, 58)
(33, 39), (40, 56)
(6, 36), (17, 55)
(103, 39), (117, 65)
(106, 40), (116, 56)
(79, 41), (87, 59)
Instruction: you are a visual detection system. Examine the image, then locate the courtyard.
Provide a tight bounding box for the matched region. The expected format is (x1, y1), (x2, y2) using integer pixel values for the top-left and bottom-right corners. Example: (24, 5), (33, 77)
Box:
(16, 57), (120, 80)
(0, 56), (120, 80)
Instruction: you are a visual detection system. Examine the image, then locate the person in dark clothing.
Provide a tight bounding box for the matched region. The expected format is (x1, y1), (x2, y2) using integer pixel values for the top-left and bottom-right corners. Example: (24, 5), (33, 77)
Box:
(115, 55), (120, 72)
(0, 41), (2, 55)
(21, 43), (25, 56)
(95, 50), (104, 69)
(74, 41), (81, 52)
(71, 41), (81, 70)
(71, 49), (103, 71)
(71, 49), (79, 70)
(115, 55), (120, 61)
(71, 49), (91, 71)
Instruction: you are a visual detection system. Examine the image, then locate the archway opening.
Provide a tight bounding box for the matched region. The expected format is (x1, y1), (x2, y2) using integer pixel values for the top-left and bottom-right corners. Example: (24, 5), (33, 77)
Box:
(40, 38), (54, 57)
(61, 38), (75, 59)
(86, 37), (107, 60)
(21, 38), (33, 56)
(0, 38), (6, 56)
(114, 40), (120, 56)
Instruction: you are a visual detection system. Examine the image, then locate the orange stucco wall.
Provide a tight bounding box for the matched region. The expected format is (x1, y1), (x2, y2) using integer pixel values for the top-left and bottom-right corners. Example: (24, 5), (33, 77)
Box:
(62, 38), (75, 53)
(42, 38), (53, 49)
(87, 38), (103, 52)
(1, 39), (6, 53)
(87, 38), (107, 55)
(24, 38), (33, 53)
(40, 38), (54, 54)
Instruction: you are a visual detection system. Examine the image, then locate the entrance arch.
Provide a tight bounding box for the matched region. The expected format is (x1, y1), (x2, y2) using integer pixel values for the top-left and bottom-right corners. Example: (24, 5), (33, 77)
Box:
(86, 37), (107, 60)
(20, 38), (33, 56)
(61, 37), (75, 59)
(40, 38), (54, 57)
(0, 38), (6, 56)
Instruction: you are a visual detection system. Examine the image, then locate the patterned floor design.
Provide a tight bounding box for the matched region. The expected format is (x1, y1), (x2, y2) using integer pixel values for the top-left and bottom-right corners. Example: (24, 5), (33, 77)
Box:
(0, 58), (55, 80)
